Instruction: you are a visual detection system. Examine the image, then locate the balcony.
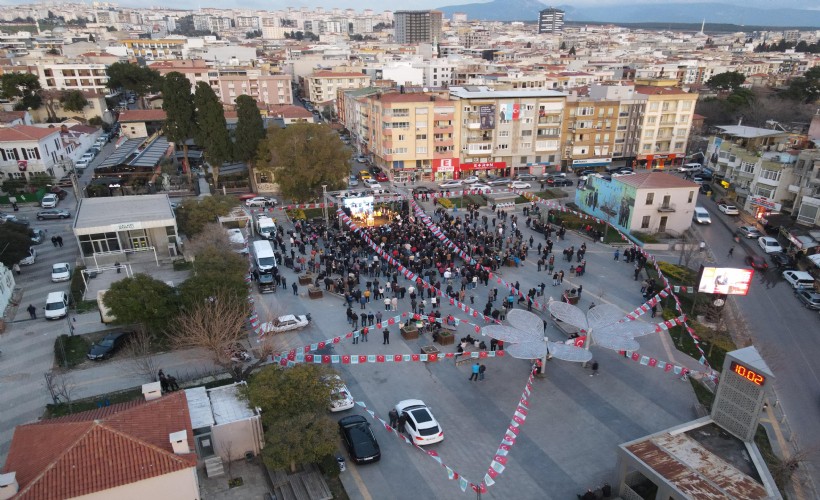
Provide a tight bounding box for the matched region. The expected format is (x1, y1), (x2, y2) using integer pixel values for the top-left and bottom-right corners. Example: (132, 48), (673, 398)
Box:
(467, 122), (482, 130)
(434, 125), (454, 133)
(434, 138), (454, 146)
(434, 150), (453, 158)
(434, 112), (454, 121)
(467, 143), (493, 155)
(656, 203), (676, 212)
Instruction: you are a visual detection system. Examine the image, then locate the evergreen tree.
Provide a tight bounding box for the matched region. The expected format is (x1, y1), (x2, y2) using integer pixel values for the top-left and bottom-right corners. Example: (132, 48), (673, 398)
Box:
(162, 72), (197, 182)
(568, 46), (576, 56)
(233, 95), (265, 163)
(194, 82), (232, 189)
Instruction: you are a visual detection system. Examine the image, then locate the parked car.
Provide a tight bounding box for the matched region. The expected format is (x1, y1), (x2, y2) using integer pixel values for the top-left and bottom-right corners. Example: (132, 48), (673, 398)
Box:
(462, 175), (480, 184)
(30, 228), (46, 245)
(394, 399), (444, 446)
(736, 226), (762, 239)
(515, 174), (537, 181)
(338, 415), (381, 464)
(369, 166), (381, 176)
(758, 236), (783, 254)
(74, 158), (90, 171)
(412, 187), (434, 195)
(509, 181), (531, 189)
(769, 252), (795, 269)
(356, 155), (367, 163)
(699, 184), (711, 194)
(358, 170), (371, 180)
(795, 290), (820, 310)
(677, 163), (702, 173)
(744, 255), (768, 271)
(363, 179), (381, 189)
(575, 169), (595, 177)
(546, 177), (573, 187)
(245, 196), (276, 207)
(36, 209), (71, 220)
(44, 291), (69, 320)
(262, 314), (310, 334)
(469, 183), (493, 194)
(438, 180), (463, 189)
(40, 193), (59, 208)
(257, 272), (277, 293)
(348, 175), (359, 187)
(326, 375), (355, 412)
(782, 270), (816, 290)
(51, 187), (69, 200)
(51, 262), (72, 282)
(19, 247), (37, 265)
(718, 203), (739, 215)
(375, 172), (389, 182)
(87, 331), (132, 360)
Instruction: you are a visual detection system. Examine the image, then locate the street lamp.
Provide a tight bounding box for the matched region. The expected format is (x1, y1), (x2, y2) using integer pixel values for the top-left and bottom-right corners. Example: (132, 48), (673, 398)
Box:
(321, 184), (328, 227)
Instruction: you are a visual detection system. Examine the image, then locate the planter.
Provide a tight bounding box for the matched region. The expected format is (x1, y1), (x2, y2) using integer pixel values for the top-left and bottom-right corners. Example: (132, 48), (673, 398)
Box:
(436, 332), (455, 346)
(401, 325), (419, 340)
(228, 477), (244, 488)
(299, 274), (314, 286)
(420, 345), (440, 357)
(308, 287), (323, 299)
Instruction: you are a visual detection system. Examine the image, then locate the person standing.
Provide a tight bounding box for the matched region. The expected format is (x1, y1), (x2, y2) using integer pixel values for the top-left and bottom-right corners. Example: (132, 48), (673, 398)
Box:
(384, 297), (391, 311)
(375, 311), (382, 326)
(728, 246), (735, 257)
(479, 364), (486, 381)
(292, 282), (298, 295)
(12, 263), (20, 276)
(590, 360), (599, 376)
(353, 330), (359, 344)
(281, 276), (287, 291)
(650, 303), (657, 318)
(27, 304), (37, 319)
(51, 236), (58, 247)
(389, 408), (399, 428)
(382, 328), (390, 345)
(56, 235), (63, 247)
(614, 249), (620, 261)
(158, 369), (169, 392)
(391, 297), (398, 311)
(469, 362), (480, 381)
(397, 412), (408, 433)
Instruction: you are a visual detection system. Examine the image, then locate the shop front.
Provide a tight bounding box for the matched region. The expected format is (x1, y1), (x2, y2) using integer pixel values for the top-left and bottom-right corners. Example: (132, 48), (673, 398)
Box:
(748, 195), (782, 221)
(637, 153), (678, 170)
(432, 158), (459, 182)
(389, 160), (431, 183)
(460, 161), (509, 178)
(522, 162), (555, 176)
(571, 158), (612, 172)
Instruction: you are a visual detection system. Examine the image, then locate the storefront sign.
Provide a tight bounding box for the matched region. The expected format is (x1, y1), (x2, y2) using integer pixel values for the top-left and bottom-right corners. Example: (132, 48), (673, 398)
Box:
(116, 222), (142, 231)
(432, 158), (459, 173)
(749, 196), (780, 211)
(462, 161), (506, 171)
(572, 158), (612, 167)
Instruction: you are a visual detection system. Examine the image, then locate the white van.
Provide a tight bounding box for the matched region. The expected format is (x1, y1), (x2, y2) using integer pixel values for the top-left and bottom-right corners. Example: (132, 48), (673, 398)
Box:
(44, 291), (69, 320)
(678, 163), (702, 173)
(782, 270), (816, 290)
(252, 240), (277, 273)
(693, 207), (711, 224)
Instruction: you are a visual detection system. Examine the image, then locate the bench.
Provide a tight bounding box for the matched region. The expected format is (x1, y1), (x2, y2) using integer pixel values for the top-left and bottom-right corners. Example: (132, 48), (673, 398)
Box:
(551, 317), (579, 338)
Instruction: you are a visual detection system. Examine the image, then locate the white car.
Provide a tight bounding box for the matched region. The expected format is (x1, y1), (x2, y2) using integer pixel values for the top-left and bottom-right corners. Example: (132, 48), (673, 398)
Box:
(461, 176), (480, 184)
(44, 291), (69, 320)
(395, 399), (443, 446)
(438, 180), (462, 189)
(363, 179), (381, 188)
(19, 247), (37, 266)
(74, 158), (90, 171)
(758, 236), (783, 254)
(325, 375), (355, 412)
(41, 194), (58, 208)
(262, 314), (310, 334)
(509, 181), (531, 189)
(245, 196), (275, 207)
(51, 263), (72, 282)
(718, 203), (739, 215)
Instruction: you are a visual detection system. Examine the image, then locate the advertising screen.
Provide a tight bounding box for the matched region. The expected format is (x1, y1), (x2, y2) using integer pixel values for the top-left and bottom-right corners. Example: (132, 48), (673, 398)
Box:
(697, 267), (754, 296)
(342, 195), (374, 217)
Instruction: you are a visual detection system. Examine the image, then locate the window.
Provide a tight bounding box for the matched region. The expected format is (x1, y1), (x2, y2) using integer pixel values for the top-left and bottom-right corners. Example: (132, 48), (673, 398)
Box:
(755, 186), (773, 198)
(688, 191), (694, 203)
(674, 142), (684, 150)
(641, 216), (651, 229)
(497, 144), (509, 150)
(742, 161), (755, 174)
(520, 156), (528, 163)
(520, 130), (531, 137)
(649, 102), (659, 111)
(499, 130), (510, 137)
(760, 169), (781, 181)
(645, 193), (654, 205)
(79, 232), (121, 256)
(397, 134), (405, 141)
(416, 134), (427, 140)
(2, 148), (18, 161)
(415, 108), (428, 114)
(520, 142), (532, 149)
(416, 146), (427, 154)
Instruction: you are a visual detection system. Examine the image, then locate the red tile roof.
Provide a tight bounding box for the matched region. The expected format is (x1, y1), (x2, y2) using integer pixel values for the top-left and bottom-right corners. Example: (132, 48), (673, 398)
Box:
(311, 70), (368, 78)
(269, 105), (313, 119)
(617, 172), (700, 189)
(0, 125), (59, 142)
(118, 109), (167, 122)
(2, 392), (196, 500)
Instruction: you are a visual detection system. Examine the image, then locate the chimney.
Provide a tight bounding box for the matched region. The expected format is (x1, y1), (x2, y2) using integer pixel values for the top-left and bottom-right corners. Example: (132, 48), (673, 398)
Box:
(169, 430), (190, 455)
(0, 472), (19, 500)
(142, 381), (162, 401)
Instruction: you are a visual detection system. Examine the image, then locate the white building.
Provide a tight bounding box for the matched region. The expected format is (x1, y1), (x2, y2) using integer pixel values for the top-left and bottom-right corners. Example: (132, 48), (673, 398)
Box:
(36, 62), (109, 93)
(0, 125), (68, 180)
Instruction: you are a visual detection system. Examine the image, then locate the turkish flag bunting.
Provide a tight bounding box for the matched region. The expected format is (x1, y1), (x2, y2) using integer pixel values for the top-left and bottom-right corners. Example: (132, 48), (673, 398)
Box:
(305, 354), (314, 363)
(322, 355), (331, 364)
(394, 355), (403, 362)
(376, 355), (385, 363)
(359, 355), (368, 363)
(342, 356), (350, 364)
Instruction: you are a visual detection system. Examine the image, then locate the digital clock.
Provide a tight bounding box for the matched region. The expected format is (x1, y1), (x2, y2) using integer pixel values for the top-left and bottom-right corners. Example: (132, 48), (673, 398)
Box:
(730, 361), (765, 387)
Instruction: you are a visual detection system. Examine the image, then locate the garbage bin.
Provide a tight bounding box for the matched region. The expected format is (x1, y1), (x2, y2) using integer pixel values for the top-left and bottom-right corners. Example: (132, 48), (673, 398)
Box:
(337, 456), (346, 472)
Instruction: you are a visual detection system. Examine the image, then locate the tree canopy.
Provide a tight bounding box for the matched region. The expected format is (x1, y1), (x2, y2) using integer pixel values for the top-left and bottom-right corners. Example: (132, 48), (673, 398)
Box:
(105, 62), (163, 97)
(174, 195), (238, 236)
(243, 364), (339, 471)
(194, 82), (232, 187)
(0, 224), (33, 268)
(59, 90), (89, 112)
(256, 123), (349, 202)
(706, 71), (746, 92)
(177, 247), (249, 307)
(782, 67), (820, 104)
(103, 274), (179, 334)
(162, 72), (197, 180)
(233, 95), (265, 163)
(0, 72), (42, 110)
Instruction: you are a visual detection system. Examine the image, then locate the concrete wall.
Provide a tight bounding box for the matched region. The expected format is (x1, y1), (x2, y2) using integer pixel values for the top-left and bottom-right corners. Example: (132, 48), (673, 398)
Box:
(212, 416), (264, 461)
(630, 186), (697, 235)
(76, 467), (199, 500)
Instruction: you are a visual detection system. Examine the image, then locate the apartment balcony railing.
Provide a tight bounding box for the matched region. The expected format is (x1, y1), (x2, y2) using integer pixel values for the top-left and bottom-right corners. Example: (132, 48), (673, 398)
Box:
(656, 203), (676, 212)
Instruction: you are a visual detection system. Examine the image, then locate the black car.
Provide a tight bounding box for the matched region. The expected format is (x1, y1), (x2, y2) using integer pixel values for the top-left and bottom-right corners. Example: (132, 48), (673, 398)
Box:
(769, 252), (795, 269)
(488, 177), (512, 186)
(699, 184), (711, 194)
(257, 272), (277, 294)
(744, 254), (768, 271)
(87, 331), (131, 360)
(412, 187), (434, 195)
(515, 174), (537, 181)
(369, 166), (381, 176)
(36, 209), (71, 220)
(338, 415), (381, 464)
(547, 177), (573, 187)
(575, 169), (596, 177)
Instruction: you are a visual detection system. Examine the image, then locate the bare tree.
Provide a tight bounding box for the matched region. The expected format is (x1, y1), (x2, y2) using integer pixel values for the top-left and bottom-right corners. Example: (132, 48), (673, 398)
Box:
(125, 330), (160, 382)
(677, 230), (702, 270)
(44, 371), (77, 413)
(185, 222), (235, 257)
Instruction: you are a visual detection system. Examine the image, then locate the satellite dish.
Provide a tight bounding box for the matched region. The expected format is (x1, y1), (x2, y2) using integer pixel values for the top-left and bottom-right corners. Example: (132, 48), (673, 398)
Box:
(423, 87), (429, 92)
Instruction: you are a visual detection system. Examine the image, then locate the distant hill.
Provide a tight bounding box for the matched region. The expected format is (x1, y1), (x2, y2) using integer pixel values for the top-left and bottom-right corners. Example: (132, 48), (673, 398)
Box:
(437, 0), (820, 28)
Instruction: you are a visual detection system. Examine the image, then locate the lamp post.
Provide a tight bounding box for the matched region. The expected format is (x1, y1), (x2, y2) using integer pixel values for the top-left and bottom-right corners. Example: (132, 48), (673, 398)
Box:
(321, 184), (328, 227)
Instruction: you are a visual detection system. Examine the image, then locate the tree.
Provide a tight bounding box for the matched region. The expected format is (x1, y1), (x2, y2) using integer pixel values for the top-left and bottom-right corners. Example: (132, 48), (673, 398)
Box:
(568, 46), (576, 56)
(125, 330), (160, 382)
(233, 95), (265, 164)
(559, 41), (566, 50)
(194, 82), (232, 188)
(60, 90), (89, 112)
(706, 71), (746, 92)
(243, 364), (339, 471)
(178, 247), (249, 306)
(163, 72), (197, 183)
(256, 123), (348, 202)
(103, 274), (179, 334)
(0, 72), (42, 110)
(782, 67), (820, 104)
(105, 62), (163, 98)
(0, 224), (33, 267)
(175, 194), (238, 236)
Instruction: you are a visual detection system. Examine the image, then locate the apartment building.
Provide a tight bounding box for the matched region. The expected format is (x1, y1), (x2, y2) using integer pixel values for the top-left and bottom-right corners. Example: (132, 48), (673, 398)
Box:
(394, 10), (443, 44)
(561, 92), (620, 171)
(361, 92), (460, 182)
(450, 86), (567, 178)
(634, 85), (698, 169)
(302, 70), (370, 105)
(122, 38), (186, 59)
(0, 125), (67, 180)
(36, 63), (109, 93)
(789, 150), (820, 226)
(538, 8), (565, 34)
(589, 83), (645, 168)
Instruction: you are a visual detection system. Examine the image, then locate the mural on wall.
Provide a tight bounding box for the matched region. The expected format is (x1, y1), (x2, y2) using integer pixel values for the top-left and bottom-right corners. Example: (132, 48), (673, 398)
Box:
(574, 177), (637, 234)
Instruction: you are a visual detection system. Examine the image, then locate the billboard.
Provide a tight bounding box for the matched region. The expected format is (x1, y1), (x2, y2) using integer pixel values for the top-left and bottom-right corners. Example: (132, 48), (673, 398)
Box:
(342, 195), (374, 217)
(479, 104), (496, 130)
(697, 267), (754, 296)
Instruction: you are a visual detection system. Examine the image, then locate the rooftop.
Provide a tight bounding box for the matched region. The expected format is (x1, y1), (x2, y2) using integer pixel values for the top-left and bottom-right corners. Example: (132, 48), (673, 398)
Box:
(74, 194), (175, 232)
(118, 109), (167, 123)
(634, 86), (691, 96)
(0, 125), (59, 142)
(616, 172), (700, 190)
(449, 86), (566, 99)
(715, 125), (787, 139)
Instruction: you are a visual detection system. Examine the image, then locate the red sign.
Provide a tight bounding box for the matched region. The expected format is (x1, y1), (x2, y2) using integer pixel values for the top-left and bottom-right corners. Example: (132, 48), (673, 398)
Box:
(432, 158), (459, 173)
(462, 161), (506, 171)
(17, 160), (27, 171)
(512, 104), (520, 120)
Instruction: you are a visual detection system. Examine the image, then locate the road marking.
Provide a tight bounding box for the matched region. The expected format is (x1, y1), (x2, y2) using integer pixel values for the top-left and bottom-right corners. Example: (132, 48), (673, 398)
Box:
(346, 462), (373, 500)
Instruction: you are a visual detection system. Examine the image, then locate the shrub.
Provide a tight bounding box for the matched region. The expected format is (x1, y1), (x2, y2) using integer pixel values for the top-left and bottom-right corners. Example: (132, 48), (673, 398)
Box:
(54, 334), (90, 368)
(436, 198), (454, 209)
(286, 208), (306, 220)
(657, 261), (696, 284)
(632, 232), (660, 244)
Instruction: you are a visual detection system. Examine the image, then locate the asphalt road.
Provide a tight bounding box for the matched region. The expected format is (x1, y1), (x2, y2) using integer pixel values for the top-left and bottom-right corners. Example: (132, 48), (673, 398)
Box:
(693, 194), (820, 488)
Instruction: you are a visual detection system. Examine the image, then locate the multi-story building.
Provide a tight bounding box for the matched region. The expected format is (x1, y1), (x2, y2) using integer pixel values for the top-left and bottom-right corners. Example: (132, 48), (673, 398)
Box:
(458, 28), (490, 48)
(121, 38), (187, 59)
(538, 8), (565, 34)
(236, 16), (261, 30)
(788, 149), (820, 226)
(449, 86), (567, 178)
(301, 70), (371, 105)
(36, 63), (109, 93)
(589, 83), (645, 168)
(634, 85), (698, 169)
(394, 10), (443, 44)
(561, 91), (620, 171)
(361, 93), (460, 183)
(0, 125), (68, 180)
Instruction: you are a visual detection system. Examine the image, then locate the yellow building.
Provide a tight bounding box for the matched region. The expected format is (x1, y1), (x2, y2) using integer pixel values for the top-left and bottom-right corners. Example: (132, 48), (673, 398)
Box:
(561, 94), (620, 171)
(634, 86), (698, 169)
(302, 71), (371, 106)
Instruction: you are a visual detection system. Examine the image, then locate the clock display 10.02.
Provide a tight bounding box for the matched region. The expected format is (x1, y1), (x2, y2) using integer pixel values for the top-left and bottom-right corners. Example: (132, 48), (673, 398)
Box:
(730, 361), (765, 386)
